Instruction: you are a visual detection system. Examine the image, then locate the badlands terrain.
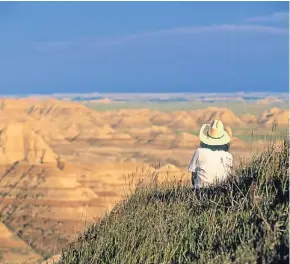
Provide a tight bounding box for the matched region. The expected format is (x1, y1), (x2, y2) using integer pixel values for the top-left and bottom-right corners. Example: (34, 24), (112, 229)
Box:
(0, 93), (288, 264)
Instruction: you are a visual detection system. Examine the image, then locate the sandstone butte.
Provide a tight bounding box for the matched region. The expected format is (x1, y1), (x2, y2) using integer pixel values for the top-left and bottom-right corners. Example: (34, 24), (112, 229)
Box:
(0, 98), (288, 143)
(0, 123), (57, 165)
(257, 107), (289, 126)
(257, 96), (281, 105)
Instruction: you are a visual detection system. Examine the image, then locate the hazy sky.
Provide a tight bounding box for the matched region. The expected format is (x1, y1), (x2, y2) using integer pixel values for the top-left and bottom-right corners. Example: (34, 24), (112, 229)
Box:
(0, 2), (289, 94)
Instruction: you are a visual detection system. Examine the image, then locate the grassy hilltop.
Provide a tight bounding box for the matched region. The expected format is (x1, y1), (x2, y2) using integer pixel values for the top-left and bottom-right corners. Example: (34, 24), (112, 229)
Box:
(58, 140), (289, 264)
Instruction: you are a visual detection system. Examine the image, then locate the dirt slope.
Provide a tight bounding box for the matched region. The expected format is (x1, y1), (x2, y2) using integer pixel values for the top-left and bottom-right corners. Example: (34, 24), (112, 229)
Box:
(257, 108), (289, 126)
(0, 222), (42, 264)
(0, 123), (57, 165)
(239, 113), (257, 124)
(172, 132), (199, 148)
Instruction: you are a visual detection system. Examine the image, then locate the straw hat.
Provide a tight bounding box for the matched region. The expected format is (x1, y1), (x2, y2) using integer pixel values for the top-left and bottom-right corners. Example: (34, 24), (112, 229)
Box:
(199, 120), (232, 146)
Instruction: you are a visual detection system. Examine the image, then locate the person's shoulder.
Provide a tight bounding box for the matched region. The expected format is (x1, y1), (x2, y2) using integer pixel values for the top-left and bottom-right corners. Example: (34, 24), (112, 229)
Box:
(196, 147), (212, 157)
(195, 148), (205, 154)
(225, 151), (233, 159)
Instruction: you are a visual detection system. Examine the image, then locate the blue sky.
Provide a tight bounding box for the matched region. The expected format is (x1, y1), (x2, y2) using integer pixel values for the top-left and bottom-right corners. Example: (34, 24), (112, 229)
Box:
(0, 2), (289, 94)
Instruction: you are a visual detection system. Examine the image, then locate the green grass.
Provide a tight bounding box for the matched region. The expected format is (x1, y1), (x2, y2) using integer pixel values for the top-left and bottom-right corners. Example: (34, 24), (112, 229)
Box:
(236, 134), (284, 143)
(234, 128), (288, 143)
(85, 101), (288, 115)
(174, 128), (287, 143)
(188, 130), (199, 137)
(58, 139), (289, 264)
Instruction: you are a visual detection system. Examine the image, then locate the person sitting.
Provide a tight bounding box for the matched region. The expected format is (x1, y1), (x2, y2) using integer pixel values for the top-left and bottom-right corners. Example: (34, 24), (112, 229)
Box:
(188, 119), (233, 193)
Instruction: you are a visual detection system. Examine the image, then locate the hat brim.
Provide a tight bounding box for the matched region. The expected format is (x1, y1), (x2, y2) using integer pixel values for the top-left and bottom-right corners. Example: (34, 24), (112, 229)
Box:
(199, 124), (231, 146)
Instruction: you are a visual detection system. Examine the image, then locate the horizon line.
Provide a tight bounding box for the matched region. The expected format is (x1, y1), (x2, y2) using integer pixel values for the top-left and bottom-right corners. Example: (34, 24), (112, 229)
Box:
(0, 91), (288, 97)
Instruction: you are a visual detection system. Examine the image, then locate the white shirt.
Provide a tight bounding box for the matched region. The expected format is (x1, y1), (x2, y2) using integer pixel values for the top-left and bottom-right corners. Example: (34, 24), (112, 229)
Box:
(188, 148), (233, 188)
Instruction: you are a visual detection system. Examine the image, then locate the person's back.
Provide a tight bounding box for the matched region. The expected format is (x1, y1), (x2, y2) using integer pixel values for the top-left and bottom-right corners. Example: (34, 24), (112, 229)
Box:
(188, 119), (233, 189)
(189, 147), (233, 188)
